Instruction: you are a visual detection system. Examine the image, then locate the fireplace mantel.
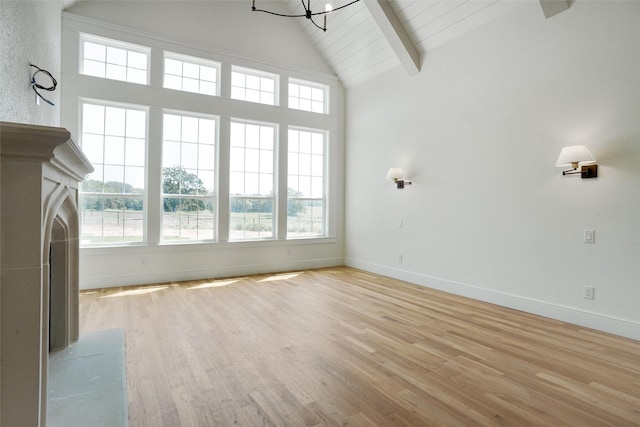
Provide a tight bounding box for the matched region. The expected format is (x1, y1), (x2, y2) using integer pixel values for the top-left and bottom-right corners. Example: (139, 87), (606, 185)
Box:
(0, 121), (93, 427)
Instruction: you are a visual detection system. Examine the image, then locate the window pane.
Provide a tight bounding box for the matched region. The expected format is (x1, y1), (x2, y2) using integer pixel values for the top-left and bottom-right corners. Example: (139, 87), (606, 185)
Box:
(164, 74), (181, 90)
(198, 145), (215, 170)
(81, 36), (148, 85)
(128, 51), (147, 70)
(229, 120), (276, 240)
(163, 140), (180, 167)
(104, 136), (125, 165)
(246, 125), (260, 148)
(200, 81), (216, 96)
(229, 198), (273, 240)
(104, 165), (125, 187)
(126, 138), (145, 167)
(161, 111), (217, 242)
(230, 67), (277, 105)
(198, 170), (214, 193)
(106, 64), (127, 81)
(126, 110), (146, 138)
(181, 116), (198, 142)
(82, 134), (104, 164)
(260, 173), (273, 195)
(287, 128), (326, 238)
(127, 68), (147, 84)
(125, 166), (145, 191)
(163, 114), (181, 141)
(183, 62), (199, 79)
(165, 58), (182, 75)
(163, 53), (219, 97)
(106, 46), (127, 66)
(84, 42), (105, 61)
(288, 78), (328, 114)
(83, 59), (105, 78)
(200, 66), (216, 82)
(198, 119), (216, 145)
(80, 101), (147, 245)
(105, 107), (125, 136)
(83, 104), (105, 134)
(230, 147), (245, 172)
(181, 142), (198, 169)
(245, 149), (259, 173)
(183, 77), (199, 93)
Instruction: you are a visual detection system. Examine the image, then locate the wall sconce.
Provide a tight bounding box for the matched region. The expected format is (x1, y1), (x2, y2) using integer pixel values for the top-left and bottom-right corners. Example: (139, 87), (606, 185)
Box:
(556, 145), (598, 178)
(386, 168), (412, 189)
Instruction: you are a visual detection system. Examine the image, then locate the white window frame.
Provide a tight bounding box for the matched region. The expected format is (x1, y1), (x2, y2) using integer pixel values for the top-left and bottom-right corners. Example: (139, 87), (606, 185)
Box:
(79, 33), (150, 84)
(163, 52), (221, 96)
(78, 98), (149, 246)
(229, 119), (278, 241)
(287, 126), (327, 238)
(288, 78), (329, 114)
(230, 66), (279, 106)
(161, 110), (219, 242)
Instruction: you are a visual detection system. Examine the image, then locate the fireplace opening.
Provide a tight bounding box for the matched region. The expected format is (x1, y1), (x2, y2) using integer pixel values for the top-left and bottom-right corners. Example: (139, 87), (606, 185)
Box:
(49, 216), (69, 352)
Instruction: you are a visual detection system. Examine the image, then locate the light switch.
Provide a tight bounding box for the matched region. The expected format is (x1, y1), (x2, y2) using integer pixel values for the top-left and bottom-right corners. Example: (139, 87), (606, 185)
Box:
(584, 230), (595, 243)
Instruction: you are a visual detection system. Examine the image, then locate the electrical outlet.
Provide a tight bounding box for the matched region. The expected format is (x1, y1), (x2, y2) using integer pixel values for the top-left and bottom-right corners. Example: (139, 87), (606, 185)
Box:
(584, 230), (595, 243)
(140, 256), (147, 266)
(583, 286), (595, 300)
(398, 254), (403, 264)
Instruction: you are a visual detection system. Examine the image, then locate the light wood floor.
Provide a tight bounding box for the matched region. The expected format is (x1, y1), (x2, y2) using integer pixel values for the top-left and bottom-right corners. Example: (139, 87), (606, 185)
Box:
(79, 267), (640, 426)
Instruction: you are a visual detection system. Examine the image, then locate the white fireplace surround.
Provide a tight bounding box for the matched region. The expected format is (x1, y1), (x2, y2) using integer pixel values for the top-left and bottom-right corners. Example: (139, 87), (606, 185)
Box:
(1, 122), (93, 427)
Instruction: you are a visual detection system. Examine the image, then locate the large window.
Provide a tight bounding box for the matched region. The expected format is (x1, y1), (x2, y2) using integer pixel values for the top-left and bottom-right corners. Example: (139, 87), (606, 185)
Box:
(162, 112), (217, 241)
(287, 128), (325, 237)
(229, 120), (276, 240)
(164, 52), (219, 96)
(288, 78), (328, 114)
(70, 28), (336, 247)
(80, 34), (149, 84)
(231, 66), (277, 106)
(79, 101), (147, 244)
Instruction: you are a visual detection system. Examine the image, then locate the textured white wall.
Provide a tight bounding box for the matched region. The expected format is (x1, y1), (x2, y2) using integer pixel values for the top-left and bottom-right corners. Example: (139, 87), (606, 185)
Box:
(345, 0), (640, 339)
(0, 0), (62, 126)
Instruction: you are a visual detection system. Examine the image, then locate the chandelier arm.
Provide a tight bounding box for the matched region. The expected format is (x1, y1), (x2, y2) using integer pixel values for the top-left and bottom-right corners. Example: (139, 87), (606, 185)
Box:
(309, 17), (326, 31)
(251, 0), (361, 31)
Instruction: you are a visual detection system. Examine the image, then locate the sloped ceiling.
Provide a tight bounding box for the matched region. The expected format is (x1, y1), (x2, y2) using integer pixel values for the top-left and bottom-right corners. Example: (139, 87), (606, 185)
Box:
(283, 0), (568, 87)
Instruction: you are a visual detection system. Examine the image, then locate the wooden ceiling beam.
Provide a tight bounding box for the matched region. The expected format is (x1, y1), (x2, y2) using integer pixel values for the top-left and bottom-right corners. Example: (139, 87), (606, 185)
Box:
(539, 0), (570, 19)
(363, 0), (420, 75)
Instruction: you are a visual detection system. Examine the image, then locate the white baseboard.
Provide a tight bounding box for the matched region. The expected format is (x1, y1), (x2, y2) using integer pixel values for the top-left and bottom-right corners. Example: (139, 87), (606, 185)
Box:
(345, 257), (640, 341)
(80, 257), (344, 290)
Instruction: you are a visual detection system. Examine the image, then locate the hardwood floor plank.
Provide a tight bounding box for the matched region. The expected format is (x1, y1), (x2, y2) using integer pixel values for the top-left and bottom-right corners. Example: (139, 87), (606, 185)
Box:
(79, 267), (640, 426)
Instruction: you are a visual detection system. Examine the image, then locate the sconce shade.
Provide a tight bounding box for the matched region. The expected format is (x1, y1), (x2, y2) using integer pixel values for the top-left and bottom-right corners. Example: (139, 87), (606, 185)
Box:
(556, 145), (596, 168)
(386, 168), (405, 180)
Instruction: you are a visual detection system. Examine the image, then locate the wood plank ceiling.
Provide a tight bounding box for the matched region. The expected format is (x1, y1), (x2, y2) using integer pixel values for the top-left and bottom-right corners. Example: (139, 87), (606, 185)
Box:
(284, 0), (567, 87)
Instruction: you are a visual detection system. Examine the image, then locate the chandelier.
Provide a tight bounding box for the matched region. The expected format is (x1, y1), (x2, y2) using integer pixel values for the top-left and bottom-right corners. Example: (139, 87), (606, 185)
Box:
(251, 0), (361, 32)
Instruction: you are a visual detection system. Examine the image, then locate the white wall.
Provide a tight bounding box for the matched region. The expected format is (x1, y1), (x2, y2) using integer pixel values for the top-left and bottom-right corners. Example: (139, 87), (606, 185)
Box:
(345, 0), (640, 339)
(1, 1), (64, 421)
(0, 0), (63, 126)
(61, 3), (345, 289)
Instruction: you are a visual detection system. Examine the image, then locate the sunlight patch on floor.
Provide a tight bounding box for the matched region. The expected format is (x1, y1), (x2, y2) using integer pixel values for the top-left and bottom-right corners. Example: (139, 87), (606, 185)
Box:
(188, 278), (244, 289)
(101, 285), (169, 298)
(258, 272), (302, 282)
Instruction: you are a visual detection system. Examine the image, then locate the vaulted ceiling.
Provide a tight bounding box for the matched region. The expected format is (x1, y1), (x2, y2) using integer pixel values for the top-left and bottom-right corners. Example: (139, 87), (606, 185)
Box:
(283, 0), (569, 87)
